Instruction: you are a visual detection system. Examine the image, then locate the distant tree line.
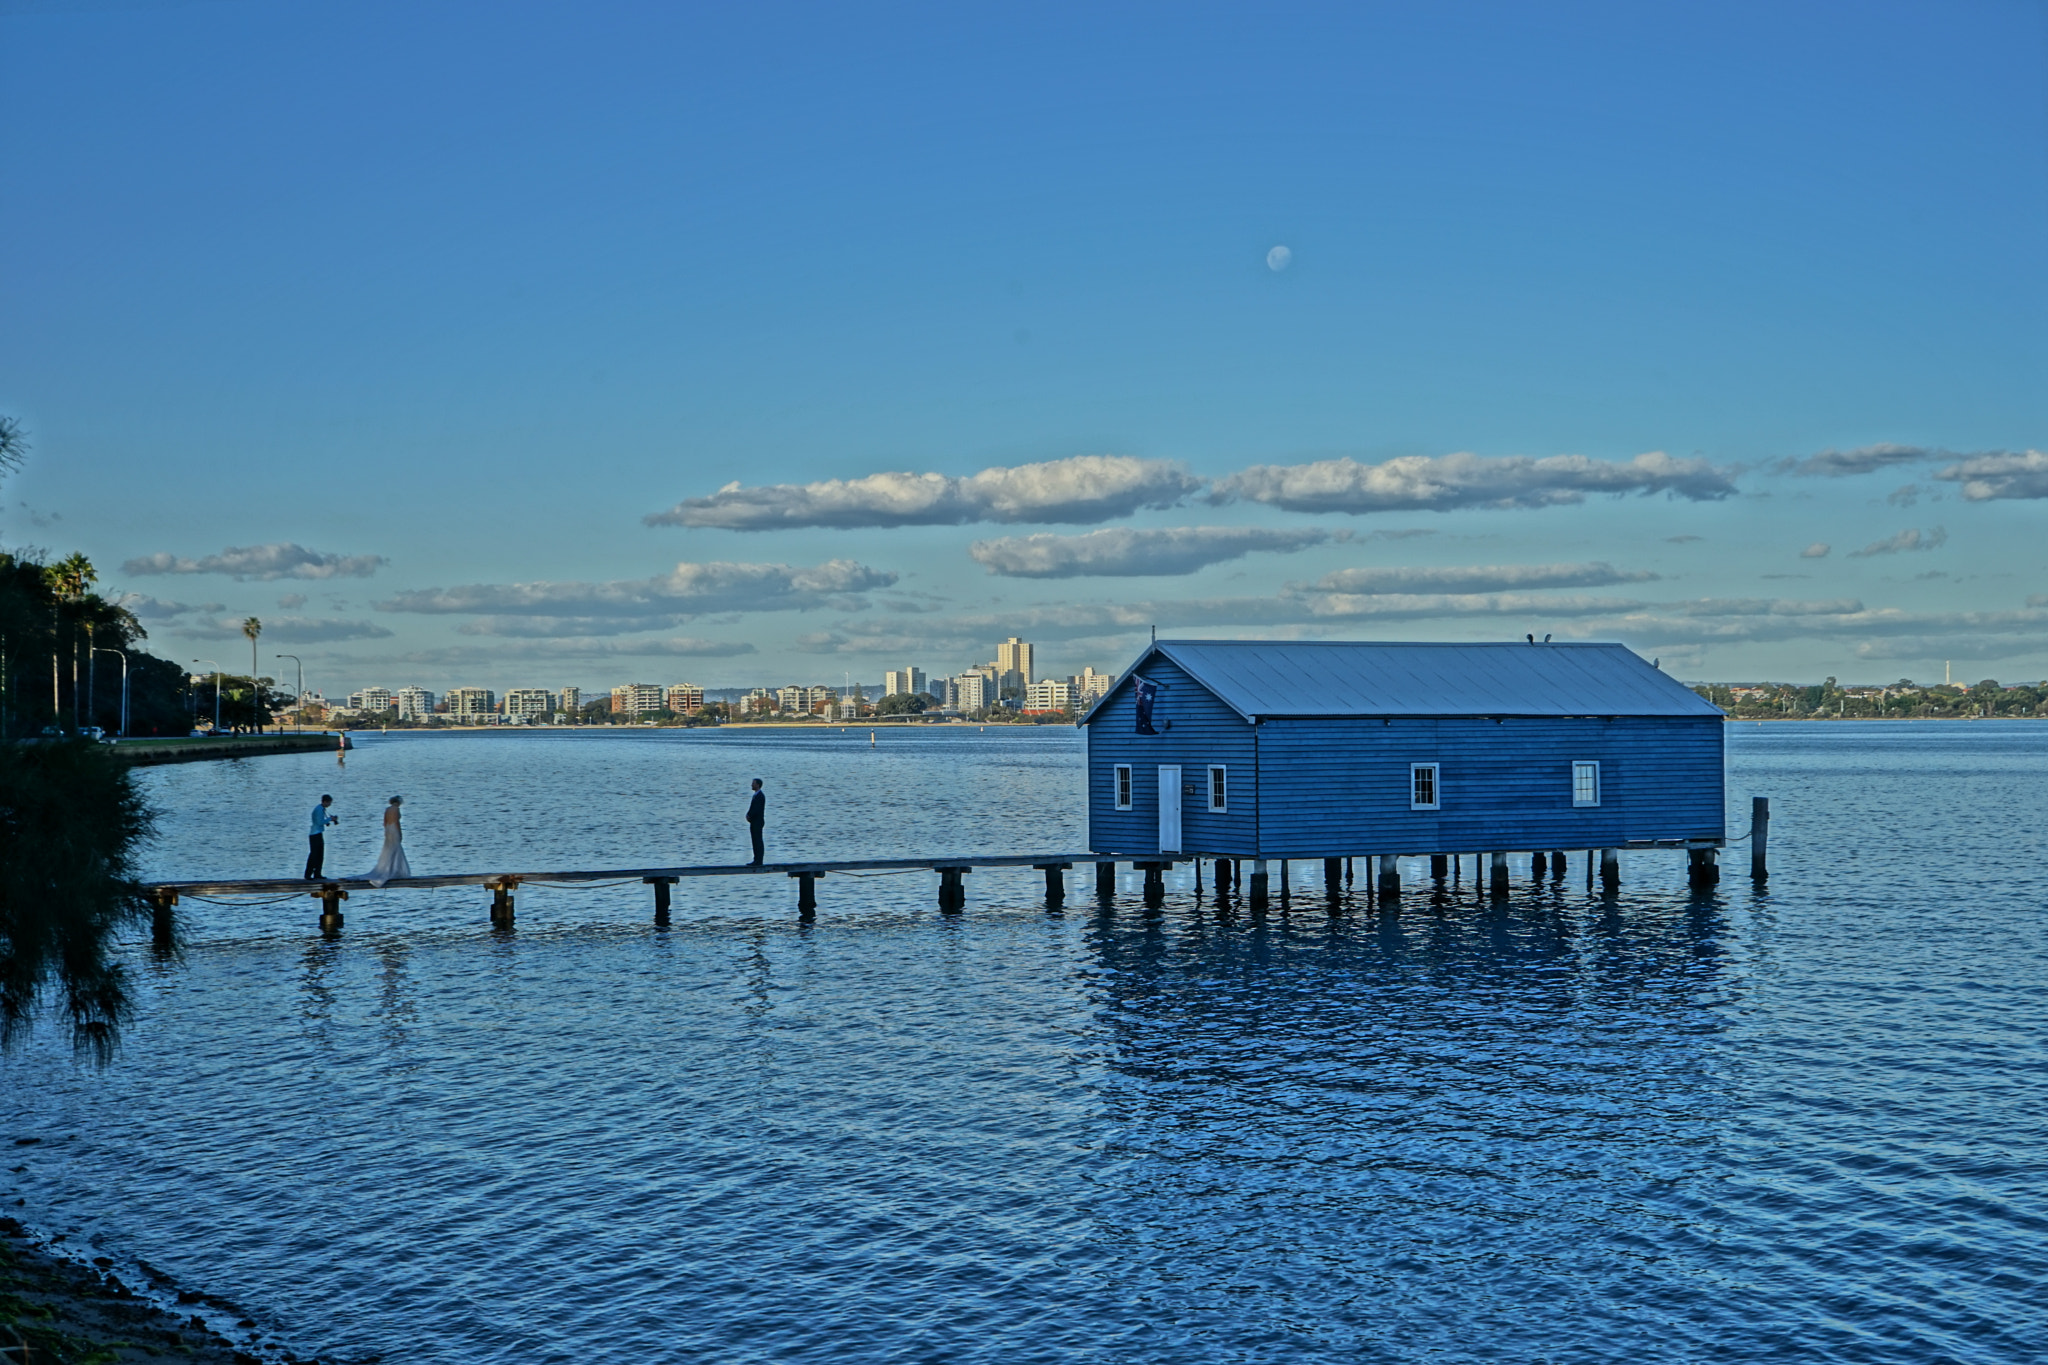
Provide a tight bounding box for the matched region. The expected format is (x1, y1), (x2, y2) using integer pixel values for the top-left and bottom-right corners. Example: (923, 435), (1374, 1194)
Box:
(1693, 678), (2048, 719)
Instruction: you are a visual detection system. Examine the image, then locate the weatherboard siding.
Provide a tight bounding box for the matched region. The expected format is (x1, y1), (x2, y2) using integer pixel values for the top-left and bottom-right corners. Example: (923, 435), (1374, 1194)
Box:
(1086, 655), (1259, 856)
(1253, 715), (1725, 856)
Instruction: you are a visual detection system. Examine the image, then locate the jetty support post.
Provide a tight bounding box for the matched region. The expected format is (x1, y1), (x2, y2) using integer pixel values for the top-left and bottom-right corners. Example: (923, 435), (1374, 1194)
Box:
(1248, 859), (1270, 908)
(1599, 848), (1621, 890)
(1035, 863), (1070, 909)
(1137, 861), (1168, 907)
(1751, 797), (1770, 881)
(1377, 856), (1401, 900)
(1687, 847), (1719, 889)
(1585, 850), (1595, 892)
(1430, 854), (1448, 883)
(1215, 858), (1233, 896)
(150, 889), (178, 948)
(788, 870), (821, 918)
(646, 876), (675, 925)
(489, 879), (517, 927)
(1095, 861), (1117, 899)
(1550, 850), (1567, 881)
(1323, 857), (1342, 899)
(316, 884), (346, 932)
(1532, 850), (1548, 880)
(937, 865), (969, 913)
(1488, 852), (1510, 897)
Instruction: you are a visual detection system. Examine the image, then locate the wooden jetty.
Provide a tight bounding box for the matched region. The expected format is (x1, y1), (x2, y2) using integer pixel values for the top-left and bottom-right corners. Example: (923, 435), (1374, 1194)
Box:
(144, 811), (1766, 942)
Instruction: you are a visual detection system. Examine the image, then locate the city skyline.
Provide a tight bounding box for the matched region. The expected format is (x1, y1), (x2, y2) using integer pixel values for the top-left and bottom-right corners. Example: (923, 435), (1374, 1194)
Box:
(5, 3), (2045, 688)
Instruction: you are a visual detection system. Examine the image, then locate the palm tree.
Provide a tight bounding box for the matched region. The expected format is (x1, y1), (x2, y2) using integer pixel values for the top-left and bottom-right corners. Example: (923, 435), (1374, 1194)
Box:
(0, 414), (26, 480)
(242, 617), (262, 735)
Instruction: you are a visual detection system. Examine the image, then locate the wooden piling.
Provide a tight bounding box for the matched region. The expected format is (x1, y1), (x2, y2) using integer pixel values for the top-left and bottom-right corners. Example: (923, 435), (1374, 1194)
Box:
(1139, 862), (1167, 907)
(1035, 862), (1068, 908)
(937, 866), (968, 912)
(647, 876), (674, 925)
(1377, 855), (1401, 899)
(1687, 847), (1719, 888)
(1096, 860), (1117, 898)
(1599, 848), (1620, 890)
(1323, 857), (1342, 898)
(1248, 859), (1270, 908)
(1550, 849), (1567, 881)
(1488, 852), (1509, 896)
(151, 889), (178, 948)
(791, 870), (820, 916)
(1430, 853), (1448, 882)
(1215, 858), (1233, 895)
(1532, 850), (1548, 880)
(1751, 796), (1770, 881)
(316, 884), (345, 932)
(489, 880), (516, 926)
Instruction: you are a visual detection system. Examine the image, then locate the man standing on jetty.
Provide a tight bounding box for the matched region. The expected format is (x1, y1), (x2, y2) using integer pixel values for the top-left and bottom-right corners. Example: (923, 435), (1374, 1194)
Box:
(746, 778), (766, 866)
(306, 794), (337, 879)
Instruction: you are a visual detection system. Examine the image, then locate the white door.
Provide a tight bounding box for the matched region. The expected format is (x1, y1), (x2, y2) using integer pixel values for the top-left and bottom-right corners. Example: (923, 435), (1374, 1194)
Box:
(1158, 765), (1182, 854)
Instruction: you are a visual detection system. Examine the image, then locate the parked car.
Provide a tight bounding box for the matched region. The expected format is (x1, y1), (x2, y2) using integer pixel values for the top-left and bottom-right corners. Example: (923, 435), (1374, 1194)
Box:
(79, 726), (107, 741)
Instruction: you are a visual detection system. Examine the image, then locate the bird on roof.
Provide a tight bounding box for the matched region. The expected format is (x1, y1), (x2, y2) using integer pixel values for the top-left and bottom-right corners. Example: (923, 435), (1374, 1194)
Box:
(1526, 633), (1535, 644)
(1544, 634), (1552, 643)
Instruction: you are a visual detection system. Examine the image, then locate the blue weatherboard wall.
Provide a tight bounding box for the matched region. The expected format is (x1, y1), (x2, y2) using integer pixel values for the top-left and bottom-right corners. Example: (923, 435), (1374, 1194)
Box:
(1085, 642), (1726, 858)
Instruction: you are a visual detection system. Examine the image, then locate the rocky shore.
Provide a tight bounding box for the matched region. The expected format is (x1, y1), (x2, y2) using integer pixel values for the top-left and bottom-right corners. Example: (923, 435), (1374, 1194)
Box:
(0, 1216), (321, 1364)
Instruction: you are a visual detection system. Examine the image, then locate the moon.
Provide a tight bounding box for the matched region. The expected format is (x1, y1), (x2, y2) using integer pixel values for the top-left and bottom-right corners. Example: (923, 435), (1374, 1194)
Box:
(1266, 245), (1292, 271)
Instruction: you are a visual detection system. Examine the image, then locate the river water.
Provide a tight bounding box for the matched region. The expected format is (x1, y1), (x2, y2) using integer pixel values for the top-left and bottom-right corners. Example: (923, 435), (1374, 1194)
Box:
(3, 723), (2045, 1363)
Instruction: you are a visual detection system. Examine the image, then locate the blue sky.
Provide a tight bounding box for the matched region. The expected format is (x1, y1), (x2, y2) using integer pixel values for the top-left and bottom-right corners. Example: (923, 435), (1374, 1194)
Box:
(4, 0), (2045, 694)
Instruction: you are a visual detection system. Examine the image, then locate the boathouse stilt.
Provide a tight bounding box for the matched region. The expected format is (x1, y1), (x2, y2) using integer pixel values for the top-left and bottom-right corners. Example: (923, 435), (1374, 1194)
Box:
(1687, 847), (1719, 888)
(489, 880), (516, 926)
(1377, 856), (1401, 899)
(1532, 850), (1548, 880)
(1599, 848), (1621, 889)
(1324, 857), (1342, 898)
(1215, 858), (1233, 895)
(937, 866), (968, 912)
(792, 871), (819, 917)
(1248, 859), (1270, 907)
(647, 876), (675, 925)
(1139, 862), (1167, 906)
(1430, 854), (1448, 882)
(1036, 863), (1068, 908)
(1096, 861), (1117, 898)
(1751, 797), (1770, 881)
(1488, 852), (1509, 896)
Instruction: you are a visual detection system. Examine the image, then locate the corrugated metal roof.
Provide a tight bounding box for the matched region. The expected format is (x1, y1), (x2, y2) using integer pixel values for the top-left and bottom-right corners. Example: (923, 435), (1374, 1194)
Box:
(1094, 640), (1723, 720)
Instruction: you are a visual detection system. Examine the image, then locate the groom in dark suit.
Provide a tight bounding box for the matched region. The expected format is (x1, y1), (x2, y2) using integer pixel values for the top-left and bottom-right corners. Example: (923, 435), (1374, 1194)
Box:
(746, 778), (766, 866)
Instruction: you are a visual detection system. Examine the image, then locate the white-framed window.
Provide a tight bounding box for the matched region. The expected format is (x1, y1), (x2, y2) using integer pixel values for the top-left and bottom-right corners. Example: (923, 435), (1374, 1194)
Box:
(1114, 764), (1133, 810)
(1572, 761), (1601, 807)
(1410, 762), (1440, 810)
(1208, 765), (1228, 812)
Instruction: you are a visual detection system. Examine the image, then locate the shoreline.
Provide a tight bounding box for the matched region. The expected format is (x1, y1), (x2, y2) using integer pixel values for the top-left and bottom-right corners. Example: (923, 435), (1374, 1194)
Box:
(0, 1213), (319, 1364)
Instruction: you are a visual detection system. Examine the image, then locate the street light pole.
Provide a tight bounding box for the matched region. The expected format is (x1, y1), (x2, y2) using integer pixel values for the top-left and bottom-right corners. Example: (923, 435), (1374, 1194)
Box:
(277, 654), (303, 733)
(94, 647), (128, 737)
(195, 660), (220, 734)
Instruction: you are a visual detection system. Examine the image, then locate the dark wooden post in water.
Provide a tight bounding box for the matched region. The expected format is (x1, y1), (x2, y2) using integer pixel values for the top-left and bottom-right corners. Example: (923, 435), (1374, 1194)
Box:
(937, 866), (968, 912)
(1248, 859), (1270, 908)
(1323, 857), (1342, 898)
(1599, 848), (1620, 890)
(489, 879), (516, 927)
(151, 889), (178, 948)
(1095, 861), (1117, 898)
(1430, 854), (1448, 882)
(1137, 862), (1167, 907)
(1215, 858), (1233, 895)
(1377, 855), (1401, 899)
(1751, 796), (1770, 881)
(1687, 847), (1719, 888)
(1488, 852), (1509, 897)
(1035, 863), (1069, 909)
(1549, 850), (1566, 881)
(790, 871), (820, 917)
(1532, 850), (1548, 880)
(316, 884), (345, 932)
(647, 876), (675, 925)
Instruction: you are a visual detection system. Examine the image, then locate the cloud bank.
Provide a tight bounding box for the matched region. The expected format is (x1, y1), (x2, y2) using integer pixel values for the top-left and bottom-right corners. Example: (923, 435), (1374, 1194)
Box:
(1307, 562), (1656, 595)
(646, 455), (1201, 529)
(179, 615), (394, 643)
(1210, 451), (1735, 513)
(968, 526), (1333, 578)
(1934, 450), (2048, 501)
(123, 543), (387, 581)
(379, 559), (896, 637)
(1848, 527), (1947, 557)
(1775, 444), (1932, 477)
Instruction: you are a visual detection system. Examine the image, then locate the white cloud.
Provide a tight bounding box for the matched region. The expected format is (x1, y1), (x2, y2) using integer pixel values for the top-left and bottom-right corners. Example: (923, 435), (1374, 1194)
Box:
(1307, 562), (1656, 595)
(1801, 543), (1832, 558)
(115, 593), (193, 620)
(378, 559), (897, 631)
(968, 526), (1334, 578)
(1848, 527), (1947, 558)
(1933, 450), (2048, 501)
(123, 543), (387, 581)
(645, 455), (1202, 529)
(177, 615), (394, 643)
(1210, 450), (1736, 513)
(1774, 444), (1932, 477)
(277, 593), (308, 609)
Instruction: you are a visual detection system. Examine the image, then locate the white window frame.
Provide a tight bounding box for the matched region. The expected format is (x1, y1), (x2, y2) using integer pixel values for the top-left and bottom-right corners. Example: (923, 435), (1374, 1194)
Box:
(1114, 764), (1133, 810)
(1572, 761), (1601, 807)
(1410, 762), (1440, 811)
(1207, 765), (1228, 812)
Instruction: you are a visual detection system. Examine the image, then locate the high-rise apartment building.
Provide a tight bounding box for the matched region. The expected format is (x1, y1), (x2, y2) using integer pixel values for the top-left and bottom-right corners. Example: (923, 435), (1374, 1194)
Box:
(883, 668), (928, 698)
(996, 637), (1034, 686)
(446, 687), (495, 721)
(952, 672), (989, 712)
(1073, 667), (1112, 704)
(1025, 679), (1073, 711)
(666, 684), (704, 713)
(611, 683), (664, 717)
(557, 687), (582, 715)
(394, 687), (436, 721)
(504, 688), (552, 720)
(348, 687), (394, 713)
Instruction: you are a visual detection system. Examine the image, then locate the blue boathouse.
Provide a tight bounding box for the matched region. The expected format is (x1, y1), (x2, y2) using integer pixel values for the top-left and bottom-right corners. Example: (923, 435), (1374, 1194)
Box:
(1082, 640), (1727, 896)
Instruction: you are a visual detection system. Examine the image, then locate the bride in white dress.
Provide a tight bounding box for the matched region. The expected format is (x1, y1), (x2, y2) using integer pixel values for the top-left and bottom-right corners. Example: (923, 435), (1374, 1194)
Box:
(367, 795), (411, 887)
